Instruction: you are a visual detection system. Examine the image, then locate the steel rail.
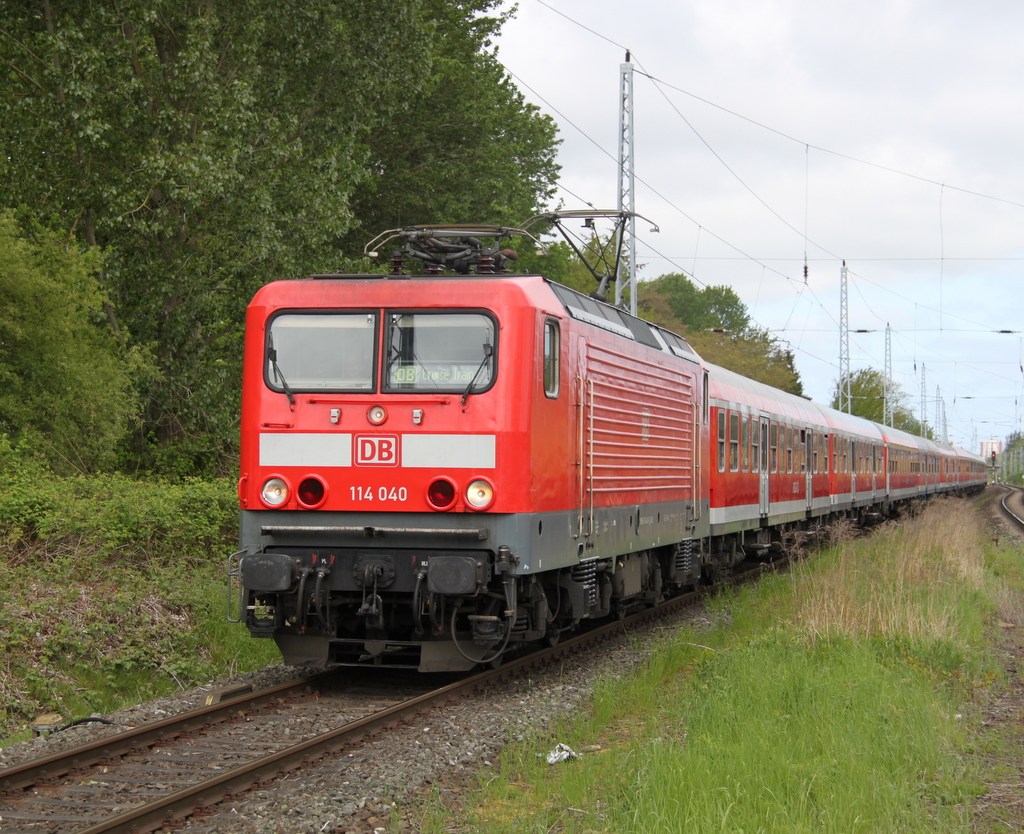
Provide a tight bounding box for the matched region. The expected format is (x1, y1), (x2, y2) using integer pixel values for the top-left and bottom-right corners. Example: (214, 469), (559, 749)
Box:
(3, 557), (785, 833)
(0, 672), (334, 795)
(997, 484), (1024, 530)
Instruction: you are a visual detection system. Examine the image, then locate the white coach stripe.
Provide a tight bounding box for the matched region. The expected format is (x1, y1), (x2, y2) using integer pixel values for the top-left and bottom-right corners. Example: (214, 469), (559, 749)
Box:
(402, 434), (496, 468)
(260, 433), (353, 467)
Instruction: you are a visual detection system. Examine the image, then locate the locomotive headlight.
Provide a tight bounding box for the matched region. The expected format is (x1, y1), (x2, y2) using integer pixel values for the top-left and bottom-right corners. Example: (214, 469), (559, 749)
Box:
(367, 405), (388, 425)
(261, 477), (290, 507)
(465, 478), (495, 510)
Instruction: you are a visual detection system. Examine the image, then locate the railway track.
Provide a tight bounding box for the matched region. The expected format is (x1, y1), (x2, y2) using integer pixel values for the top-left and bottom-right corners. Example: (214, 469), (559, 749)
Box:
(996, 483), (1024, 531)
(0, 671), (437, 834)
(0, 554), (788, 834)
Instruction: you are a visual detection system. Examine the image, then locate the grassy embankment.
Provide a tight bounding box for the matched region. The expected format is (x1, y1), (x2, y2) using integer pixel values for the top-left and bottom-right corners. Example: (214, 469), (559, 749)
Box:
(421, 497), (1023, 833)
(0, 440), (278, 745)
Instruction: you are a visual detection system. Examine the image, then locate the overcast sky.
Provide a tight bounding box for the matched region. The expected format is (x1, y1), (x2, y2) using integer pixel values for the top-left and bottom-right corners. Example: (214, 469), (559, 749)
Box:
(495, 0), (1024, 452)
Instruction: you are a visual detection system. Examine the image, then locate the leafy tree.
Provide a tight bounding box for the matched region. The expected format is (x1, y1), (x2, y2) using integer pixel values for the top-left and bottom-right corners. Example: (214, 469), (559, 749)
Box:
(0, 1), (559, 474)
(688, 329), (804, 396)
(639, 272), (750, 334)
(637, 271), (803, 395)
(830, 368), (930, 436)
(0, 211), (140, 472)
(340, 5), (559, 246)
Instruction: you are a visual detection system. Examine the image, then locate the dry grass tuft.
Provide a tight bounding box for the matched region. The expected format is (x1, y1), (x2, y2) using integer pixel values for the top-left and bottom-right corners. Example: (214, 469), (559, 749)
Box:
(790, 498), (989, 643)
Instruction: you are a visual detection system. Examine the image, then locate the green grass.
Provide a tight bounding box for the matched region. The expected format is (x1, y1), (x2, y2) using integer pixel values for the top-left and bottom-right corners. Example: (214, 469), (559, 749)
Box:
(419, 498), (1015, 833)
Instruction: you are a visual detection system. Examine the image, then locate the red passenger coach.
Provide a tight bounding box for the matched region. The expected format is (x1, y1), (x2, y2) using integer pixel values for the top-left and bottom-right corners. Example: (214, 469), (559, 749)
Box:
(230, 218), (987, 672)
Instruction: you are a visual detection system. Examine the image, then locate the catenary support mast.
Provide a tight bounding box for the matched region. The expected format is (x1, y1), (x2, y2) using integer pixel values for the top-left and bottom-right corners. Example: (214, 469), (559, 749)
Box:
(839, 261), (851, 413)
(884, 323), (892, 426)
(616, 52), (637, 315)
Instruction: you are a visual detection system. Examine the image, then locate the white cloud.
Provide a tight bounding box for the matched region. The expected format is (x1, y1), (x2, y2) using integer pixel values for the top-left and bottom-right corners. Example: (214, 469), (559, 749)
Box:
(496, 0), (1024, 447)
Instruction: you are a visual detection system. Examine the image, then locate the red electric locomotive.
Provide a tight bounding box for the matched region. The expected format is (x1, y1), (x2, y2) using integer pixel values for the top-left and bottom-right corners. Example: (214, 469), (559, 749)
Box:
(232, 218), (708, 671)
(230, 215), (987, 672)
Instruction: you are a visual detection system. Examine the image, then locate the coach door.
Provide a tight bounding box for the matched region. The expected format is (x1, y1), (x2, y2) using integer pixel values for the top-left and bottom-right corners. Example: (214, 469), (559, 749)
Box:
(804, 429), (813, 512)
(849, 438), (857, 502)
(759, 417), (770, 515)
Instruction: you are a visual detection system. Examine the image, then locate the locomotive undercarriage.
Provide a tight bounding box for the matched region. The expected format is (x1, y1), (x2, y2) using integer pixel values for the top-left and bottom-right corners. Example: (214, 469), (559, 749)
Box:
(237, 537), (706, 671)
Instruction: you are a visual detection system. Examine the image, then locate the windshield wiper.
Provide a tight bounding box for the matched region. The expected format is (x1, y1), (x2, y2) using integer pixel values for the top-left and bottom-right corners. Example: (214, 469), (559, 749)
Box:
(267, 333), (295, 405)
(461, 343), (493, 404)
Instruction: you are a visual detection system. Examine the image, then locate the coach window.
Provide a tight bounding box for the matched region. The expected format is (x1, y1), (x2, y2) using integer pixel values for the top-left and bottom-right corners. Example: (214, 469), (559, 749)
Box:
(730, 412), (740, 472)
(543, 318), (560, 398)
(751, 420), (760, 473)
(717, 411), (726, 473)
(786, 427), (794, 473)
(770, 423), (778, 473)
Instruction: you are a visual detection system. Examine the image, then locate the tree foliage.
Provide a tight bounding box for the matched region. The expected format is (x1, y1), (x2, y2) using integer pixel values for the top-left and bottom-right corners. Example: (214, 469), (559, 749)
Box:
(0, 211), (140, 472)
(0, 1), (559, 474)
(688, 330), (803, 396)
(830, 368), (931, 437)
(340, 6), (559, 246)
(639, 272), (751, 334)
(638, 272), (804, 396)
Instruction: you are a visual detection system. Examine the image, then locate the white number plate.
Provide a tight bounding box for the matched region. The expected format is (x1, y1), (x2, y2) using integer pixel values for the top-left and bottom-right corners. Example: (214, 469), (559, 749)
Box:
(350, 486), (409, 502)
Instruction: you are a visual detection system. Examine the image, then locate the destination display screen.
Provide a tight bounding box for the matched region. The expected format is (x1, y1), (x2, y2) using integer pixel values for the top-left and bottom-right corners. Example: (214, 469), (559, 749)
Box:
(384, 312), (496, 393)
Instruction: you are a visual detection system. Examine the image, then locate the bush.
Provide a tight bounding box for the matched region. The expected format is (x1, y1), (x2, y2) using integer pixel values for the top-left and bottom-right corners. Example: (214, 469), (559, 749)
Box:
(0, 436), (235, 570)
(0, 440), (260, 743)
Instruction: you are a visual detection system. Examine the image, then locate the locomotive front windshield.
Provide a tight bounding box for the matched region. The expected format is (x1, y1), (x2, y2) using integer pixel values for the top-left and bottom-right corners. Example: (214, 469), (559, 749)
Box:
(385, 312), (496, 393)
(266, 313), (376, 391)
(263, 310), (496, 395)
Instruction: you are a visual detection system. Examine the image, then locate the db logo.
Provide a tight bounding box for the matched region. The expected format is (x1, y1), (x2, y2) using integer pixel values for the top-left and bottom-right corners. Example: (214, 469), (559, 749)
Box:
(355, 435), (400, 467)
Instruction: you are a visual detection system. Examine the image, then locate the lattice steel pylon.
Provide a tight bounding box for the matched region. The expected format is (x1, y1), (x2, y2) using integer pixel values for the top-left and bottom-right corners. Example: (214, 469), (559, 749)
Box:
(884, 323), (892, 426)
(920, 363), (928, 436)
(615, 52), (637, 315)
(839, 262), (851, 413)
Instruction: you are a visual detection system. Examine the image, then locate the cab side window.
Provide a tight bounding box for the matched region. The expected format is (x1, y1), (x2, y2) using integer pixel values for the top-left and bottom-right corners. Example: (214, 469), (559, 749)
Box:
(543, 319), (560, 398)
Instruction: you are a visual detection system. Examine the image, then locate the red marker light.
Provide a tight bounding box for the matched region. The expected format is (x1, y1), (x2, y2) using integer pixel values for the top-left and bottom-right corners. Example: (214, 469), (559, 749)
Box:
(426, 478), (457, 511)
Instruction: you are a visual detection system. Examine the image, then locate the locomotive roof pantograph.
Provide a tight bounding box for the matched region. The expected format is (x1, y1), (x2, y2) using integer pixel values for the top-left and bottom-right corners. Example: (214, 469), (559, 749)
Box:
(522, 209), (659, 303)
(362, 223), (545, 276)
